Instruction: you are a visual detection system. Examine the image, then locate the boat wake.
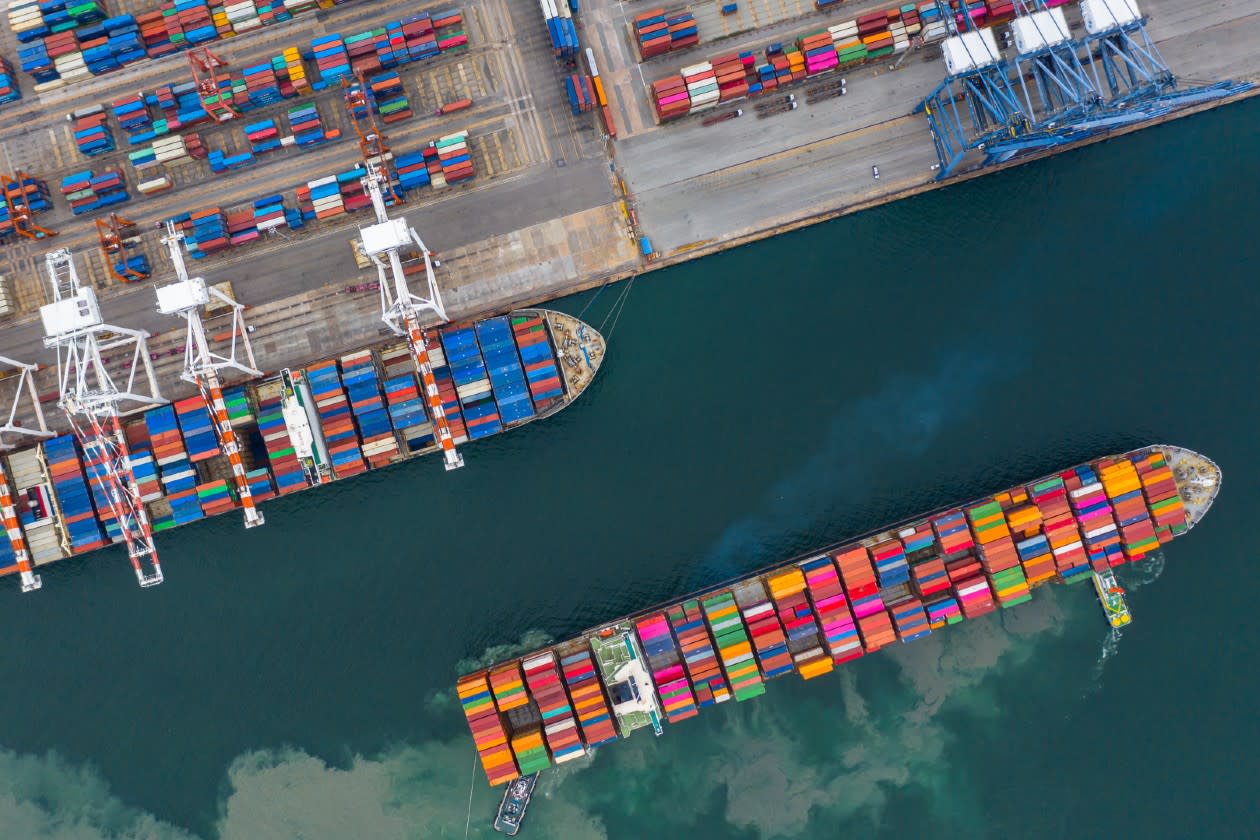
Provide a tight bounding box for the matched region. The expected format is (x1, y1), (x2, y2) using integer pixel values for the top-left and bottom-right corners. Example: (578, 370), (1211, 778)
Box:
(1083, 553), (1164, 696)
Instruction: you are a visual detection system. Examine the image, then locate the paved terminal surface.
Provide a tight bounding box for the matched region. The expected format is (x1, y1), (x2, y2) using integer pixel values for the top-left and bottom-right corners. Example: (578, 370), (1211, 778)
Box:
(1, 0), (1258, 435)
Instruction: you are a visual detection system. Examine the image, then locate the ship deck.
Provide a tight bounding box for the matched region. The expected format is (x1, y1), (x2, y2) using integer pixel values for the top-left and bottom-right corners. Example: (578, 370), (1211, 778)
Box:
(1159, 446), (1222, 529)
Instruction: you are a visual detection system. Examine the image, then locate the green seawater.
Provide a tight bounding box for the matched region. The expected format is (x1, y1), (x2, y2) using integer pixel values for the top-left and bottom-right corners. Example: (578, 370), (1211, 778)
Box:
(1, 98), (1257, 839)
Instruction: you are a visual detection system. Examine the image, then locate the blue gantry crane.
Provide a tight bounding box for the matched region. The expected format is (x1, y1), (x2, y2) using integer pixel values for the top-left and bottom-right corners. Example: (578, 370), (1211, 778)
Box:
(916, 0), (1253, 178)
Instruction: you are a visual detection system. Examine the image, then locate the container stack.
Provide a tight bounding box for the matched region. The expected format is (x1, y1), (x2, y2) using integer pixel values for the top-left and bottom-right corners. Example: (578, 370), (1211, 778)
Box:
(1, 55), (23, 105)
(124, 423), (163, 503)
(424, 332), (469, 444)
(441, 326), (501, 441)
(72, 110), (114, 156)
(766, 568), (832, 680)
(932, 509), (974, 556)
(432, 131), (474, 186)
(735, 579), (794, 680)
(1098, 458), (1158, 562)
(800, 554), (862, 664)
(369, 72), (411, 123)
(510, 314), (564, 410)
(208, 148), (255, 173)
(633, 9), (698, 60)
(393, 149), (432, 192)
(564, 73), (596, 116)
(1015, 533), (1056, 586)
(252, 194), (287, 232)
(649, 74), (689, 121)
(245, 469), (276, 503)
(1067, 466), (1123, 570)
(80, 444), (124, 543)
(1134, 451), (1187, 542)
(474, 317), (535, 425)
(305, 360), (368, 479)
(288, 103), (332, 147)
(701, 590), (764, 701)
(113, 93), (150, 135)
(890, 598), (931, 642)
(244, 118), (281, 154)
(910, 554), (950, 599)
(379, 346), (433, 453)
(43, 436), (107, 554)
(540, 0), (578, 62)
(59, 169), (129, 215)
(306, 176), (344, 220)
(665, 598), (730, 706)
(633, 612), (700, 723)
(256, 393), (308, 495)
(311, 34), (351, 86)
(224, 207), (258, 245)
(798, 31), (838, 75)
(339, 350), (399, 468)
(521, 651), (586, 763)
(458, 673), (518, 786)
(144, 405), (197, 497)
(681, 61), (717, 113)
(870, 539), (909, 587)
(174, 397), (220, 462)
(972, 510), (1030, 608)
(559, 644), (619, 748)
(339, 169), (370, 212)
(1028, 476), (1088, 581)
(835, 545), (893, 651)
(924, 595), (963, 629)
(280, 47), (308, 93)
(195, 479), (236, 517)
(507, 720), (550, 778)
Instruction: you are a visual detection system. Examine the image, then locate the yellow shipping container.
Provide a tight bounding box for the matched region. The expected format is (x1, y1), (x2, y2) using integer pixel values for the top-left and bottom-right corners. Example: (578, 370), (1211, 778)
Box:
(512, 732), (545, 752)
(768, 568), (805, 597)
(797, 657), (833, 680)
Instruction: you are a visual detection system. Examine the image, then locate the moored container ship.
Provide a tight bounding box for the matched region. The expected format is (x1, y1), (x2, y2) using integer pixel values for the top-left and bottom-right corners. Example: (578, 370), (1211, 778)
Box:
(0, 310), (604, 583)
(457, 445), (1221, 786)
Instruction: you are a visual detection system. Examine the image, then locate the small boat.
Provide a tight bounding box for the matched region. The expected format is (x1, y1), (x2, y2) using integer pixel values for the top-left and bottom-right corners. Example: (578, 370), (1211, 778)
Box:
(493, 773), (538, 836)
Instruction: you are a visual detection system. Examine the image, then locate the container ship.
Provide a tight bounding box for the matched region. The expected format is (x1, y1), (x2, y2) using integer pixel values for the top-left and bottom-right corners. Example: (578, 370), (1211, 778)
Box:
(457, 445), (1220, 786)
(0, 310), (604, 584)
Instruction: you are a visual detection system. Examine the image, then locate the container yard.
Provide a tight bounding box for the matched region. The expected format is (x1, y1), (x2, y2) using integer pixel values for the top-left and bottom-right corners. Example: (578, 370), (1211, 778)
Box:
(0, 0), (1256, 590)
(458, 445), (1223, 787)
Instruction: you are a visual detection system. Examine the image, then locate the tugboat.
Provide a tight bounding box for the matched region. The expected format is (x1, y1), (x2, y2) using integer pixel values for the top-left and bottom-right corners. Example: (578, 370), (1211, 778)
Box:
(493, 773), (538, 836)
(1093, 568), (1132, 628)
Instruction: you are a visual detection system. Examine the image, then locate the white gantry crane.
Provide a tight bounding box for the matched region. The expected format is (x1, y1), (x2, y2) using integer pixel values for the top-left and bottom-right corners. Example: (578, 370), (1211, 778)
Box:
(155, 221), (265, 528)
(38, 248), (166, 587)
(0, 355), (53, 592)
(357, 156), (464, 470)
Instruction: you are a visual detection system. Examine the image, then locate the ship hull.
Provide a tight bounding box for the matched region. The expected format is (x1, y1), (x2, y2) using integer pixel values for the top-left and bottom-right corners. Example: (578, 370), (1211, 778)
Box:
(458, 445), (1219, 786)
(0, 309), (605, 581)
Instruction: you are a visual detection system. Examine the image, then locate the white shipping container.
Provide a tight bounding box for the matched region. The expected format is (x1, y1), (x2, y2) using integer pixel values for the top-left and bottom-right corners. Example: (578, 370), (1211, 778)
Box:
(137, 176), (173, 194)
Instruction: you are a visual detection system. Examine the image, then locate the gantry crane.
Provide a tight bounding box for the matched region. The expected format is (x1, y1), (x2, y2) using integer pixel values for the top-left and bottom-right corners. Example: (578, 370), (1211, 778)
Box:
(344, 79), (463, 470)
(0, 355), (54, 593)
(39, 249), (166, 587)
(1, 171), (57, 240)
(916, 0), (1253, 178)
(155, 221), (265, 528)
(96, 213), (149, 283)
(189, 46), (238, 122)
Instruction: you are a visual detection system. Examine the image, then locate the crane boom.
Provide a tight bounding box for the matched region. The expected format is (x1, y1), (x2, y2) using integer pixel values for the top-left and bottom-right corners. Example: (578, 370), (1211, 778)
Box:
(156, 222), (265, 528)
(344, 75), (464, 470)
(39, 249), (165, 587)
